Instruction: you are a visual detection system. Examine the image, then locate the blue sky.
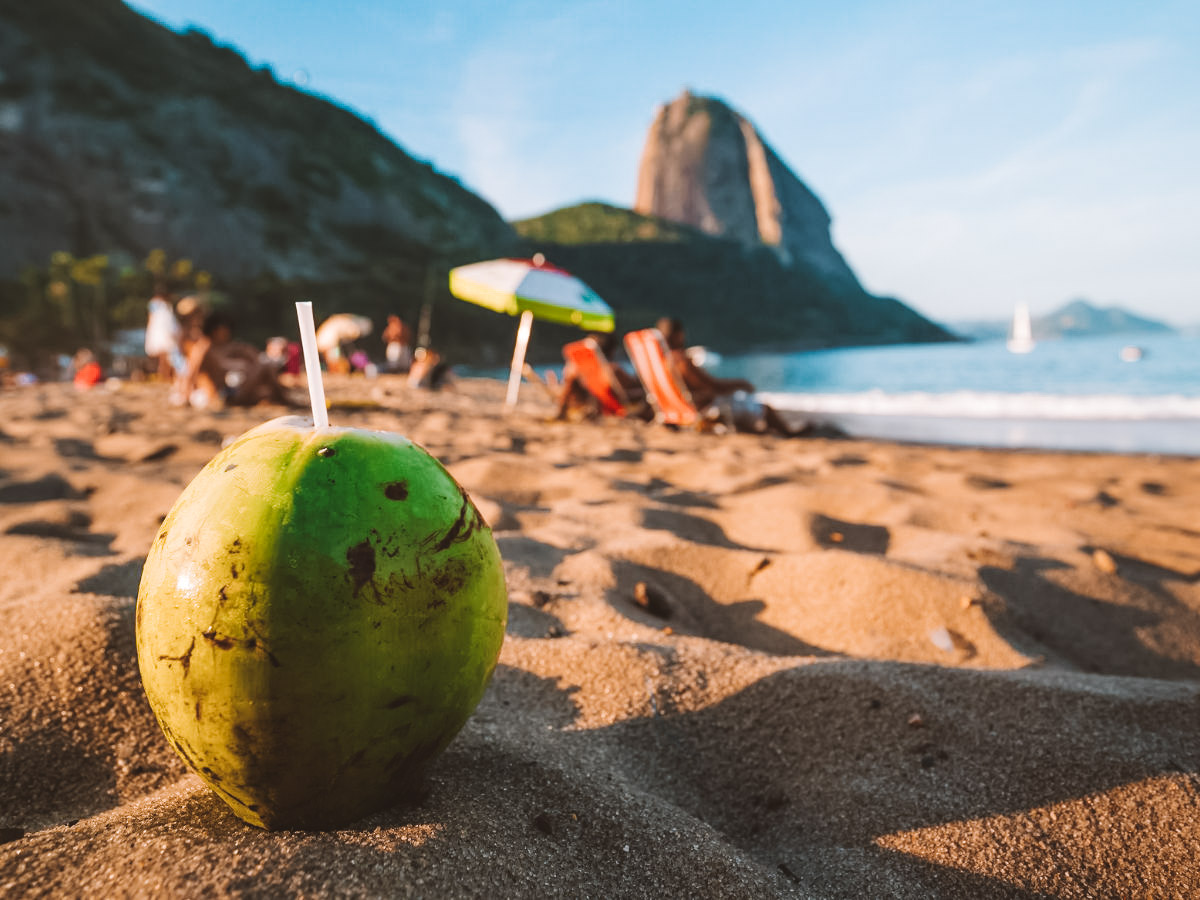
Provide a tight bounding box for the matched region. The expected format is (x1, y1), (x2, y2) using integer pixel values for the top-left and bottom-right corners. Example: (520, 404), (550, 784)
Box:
(127, 1), (1199, 326)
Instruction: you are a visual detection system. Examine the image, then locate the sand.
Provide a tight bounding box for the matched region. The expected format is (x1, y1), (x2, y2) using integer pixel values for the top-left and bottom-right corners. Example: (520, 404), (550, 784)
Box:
(1, 375), (1199, 898)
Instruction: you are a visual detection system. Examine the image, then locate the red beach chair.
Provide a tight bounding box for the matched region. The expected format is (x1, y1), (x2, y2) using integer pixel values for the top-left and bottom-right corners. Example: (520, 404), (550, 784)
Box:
(562, 337), (630, 417)
(622, 328), (700, 427)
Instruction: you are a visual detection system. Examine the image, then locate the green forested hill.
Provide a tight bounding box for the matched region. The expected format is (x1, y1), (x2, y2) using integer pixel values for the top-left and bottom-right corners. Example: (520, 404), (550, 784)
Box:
(0, 0), (520, 365)
(514, 203), (953, 353)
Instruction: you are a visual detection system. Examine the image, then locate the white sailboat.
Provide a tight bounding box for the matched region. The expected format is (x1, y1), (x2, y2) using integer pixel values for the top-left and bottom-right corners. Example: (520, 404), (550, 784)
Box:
(1007, 302), (1035, 354)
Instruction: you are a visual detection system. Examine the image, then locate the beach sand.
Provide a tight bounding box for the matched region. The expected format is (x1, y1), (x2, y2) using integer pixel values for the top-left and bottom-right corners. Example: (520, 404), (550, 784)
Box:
(2, 375), (1198, 898)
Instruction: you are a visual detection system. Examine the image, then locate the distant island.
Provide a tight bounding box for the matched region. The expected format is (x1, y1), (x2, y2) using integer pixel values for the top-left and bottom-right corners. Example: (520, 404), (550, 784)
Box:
(951, 299), (1177, 342)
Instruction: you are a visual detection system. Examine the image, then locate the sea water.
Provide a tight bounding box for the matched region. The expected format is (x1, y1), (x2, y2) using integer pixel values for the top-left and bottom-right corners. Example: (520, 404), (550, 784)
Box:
(714, 334), (1200, 455)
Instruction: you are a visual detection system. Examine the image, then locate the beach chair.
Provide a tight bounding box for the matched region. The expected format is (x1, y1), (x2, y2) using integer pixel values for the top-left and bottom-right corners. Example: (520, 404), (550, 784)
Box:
(622, 328), (701, 427)
(562, 337), (631, 417)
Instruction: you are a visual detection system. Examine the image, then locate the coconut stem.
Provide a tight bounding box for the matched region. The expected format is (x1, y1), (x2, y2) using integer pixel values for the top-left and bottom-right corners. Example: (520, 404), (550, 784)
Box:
(296, 301), (330, 428)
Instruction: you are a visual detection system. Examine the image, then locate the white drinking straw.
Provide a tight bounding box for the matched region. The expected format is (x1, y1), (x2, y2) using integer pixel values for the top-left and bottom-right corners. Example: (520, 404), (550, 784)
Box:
(295, 301), (329, 428)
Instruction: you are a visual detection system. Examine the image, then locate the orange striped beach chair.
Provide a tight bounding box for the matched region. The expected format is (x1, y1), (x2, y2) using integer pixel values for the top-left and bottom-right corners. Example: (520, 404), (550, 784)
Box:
(562, 337), (631, 417)
(622, 328), (700, 427)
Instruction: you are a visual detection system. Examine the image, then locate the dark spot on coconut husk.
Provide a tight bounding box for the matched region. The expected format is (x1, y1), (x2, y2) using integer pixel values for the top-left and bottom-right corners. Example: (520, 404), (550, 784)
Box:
(224, 463), (238, 472)
(317, 446), (336, 458)
(777, 862), (801, 884)
(385, 695), (417, 709)
(158, 636), (196, 675)
(170, 737), (203, 774)
(243, 624), (281, 667)
(346, 540), (376, 592)
(431, 496), (482, 552)
(202, 628), (235, 650)
(385, 481), (409, 501)
(430, 558), (467, 600)
(232, 724), (255, 756)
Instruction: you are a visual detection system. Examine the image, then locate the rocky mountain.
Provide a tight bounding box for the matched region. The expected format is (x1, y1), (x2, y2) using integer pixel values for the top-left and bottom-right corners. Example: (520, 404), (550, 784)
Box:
(634, 91), (861, 292)
(1039, 300), (1176, 338)
(952, 300), (1176, 342)
(515, 203), (952, 353)
(0, 1), (519, 281)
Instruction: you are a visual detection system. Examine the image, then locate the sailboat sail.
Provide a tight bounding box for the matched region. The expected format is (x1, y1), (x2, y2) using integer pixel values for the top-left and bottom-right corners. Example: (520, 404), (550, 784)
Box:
(1007, 303), (1034, 354)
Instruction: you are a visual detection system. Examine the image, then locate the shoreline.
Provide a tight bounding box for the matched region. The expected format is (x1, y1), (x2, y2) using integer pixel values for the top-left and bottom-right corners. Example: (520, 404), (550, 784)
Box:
(767, 407), (1200, 457)
(2, 377), (1199, 896)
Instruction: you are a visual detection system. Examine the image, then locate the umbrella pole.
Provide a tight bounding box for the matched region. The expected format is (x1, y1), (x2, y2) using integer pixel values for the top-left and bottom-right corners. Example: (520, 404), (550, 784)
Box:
(505, 309), (535, 409)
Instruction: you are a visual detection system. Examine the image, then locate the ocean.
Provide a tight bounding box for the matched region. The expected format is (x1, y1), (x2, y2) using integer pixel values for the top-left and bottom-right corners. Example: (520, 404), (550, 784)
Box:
(710, 333), (1200, 456)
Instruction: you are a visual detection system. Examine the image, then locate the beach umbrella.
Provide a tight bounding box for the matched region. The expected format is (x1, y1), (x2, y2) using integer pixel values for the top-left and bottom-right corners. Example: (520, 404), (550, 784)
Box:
(448, 254), (614, 407)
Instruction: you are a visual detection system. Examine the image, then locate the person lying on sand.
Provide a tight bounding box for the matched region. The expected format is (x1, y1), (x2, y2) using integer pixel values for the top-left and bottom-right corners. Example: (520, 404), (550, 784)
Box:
(179, 312), (295, 409)
(657, 316), (805, 436)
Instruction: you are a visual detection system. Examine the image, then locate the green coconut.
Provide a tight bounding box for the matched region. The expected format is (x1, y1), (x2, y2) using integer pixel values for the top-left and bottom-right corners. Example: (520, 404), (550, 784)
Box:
(135, 416), (507, 829)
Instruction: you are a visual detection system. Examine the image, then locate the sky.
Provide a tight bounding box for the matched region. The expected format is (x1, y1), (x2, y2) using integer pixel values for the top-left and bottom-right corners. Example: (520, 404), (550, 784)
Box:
(126, 0), (1200, 327)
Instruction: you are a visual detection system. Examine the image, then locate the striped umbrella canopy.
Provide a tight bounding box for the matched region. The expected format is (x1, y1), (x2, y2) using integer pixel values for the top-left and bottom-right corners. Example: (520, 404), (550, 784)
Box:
(448, 255), (615, 407)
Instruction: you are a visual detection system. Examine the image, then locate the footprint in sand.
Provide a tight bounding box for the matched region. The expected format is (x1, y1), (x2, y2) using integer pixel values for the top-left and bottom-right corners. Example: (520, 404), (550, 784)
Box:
(73, 559), (146, 597)
(810, 513), (890, 554)
(506, 602), (568, 639)
(610, 561), (828, 657)
(0, 474), (90, 503)
(965, 474), (1011, 490)
(7, 509), (116, 555)
(641, 507), (761, 551)
(53, 438), (98, 459)
(830, 453), (870, 467)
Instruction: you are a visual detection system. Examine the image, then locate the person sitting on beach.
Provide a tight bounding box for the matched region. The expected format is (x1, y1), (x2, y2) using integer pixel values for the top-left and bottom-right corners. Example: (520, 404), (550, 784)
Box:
(382, 315), (414, 373)
(175, 296), (207, 360)
(179, 312), (294, 409)
(144, 288), (183, 382)
(407, 347), (454, 391)
(71, 349), (103, 391)
(554, 332), (649, 421)
(657, 317), (802, 436)
(263, 336), (302, 378)
(316, 313), (373, 375)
